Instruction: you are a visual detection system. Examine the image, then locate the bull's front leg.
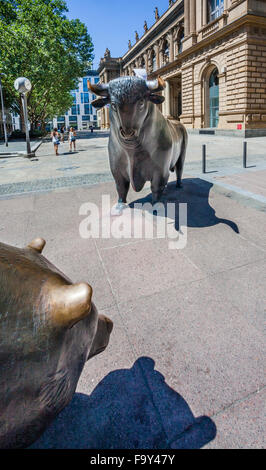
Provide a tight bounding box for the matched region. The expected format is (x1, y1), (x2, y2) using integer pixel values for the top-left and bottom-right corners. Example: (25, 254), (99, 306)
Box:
(151, 172), (168, 204)
(111, 171), (130, 216)
(115, 175), (130, 204)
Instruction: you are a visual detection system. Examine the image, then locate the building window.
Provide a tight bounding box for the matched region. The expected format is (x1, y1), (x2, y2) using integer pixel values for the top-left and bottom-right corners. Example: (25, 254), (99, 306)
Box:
(177, 28), (184, 54)
(208, 0), (224, 22)
(83, 78), (88, 92)
(71, 105), (80, 115)
(152, 51), (157, 72)
(94, 78), (99, 84)
(69, 115), (77, 122)
(81, 93), (89, 104)
(84, 104), (92, 115)
(209, 68), (219, 128)
(71, 93), (76, 104)
(82, 116), (90, 121)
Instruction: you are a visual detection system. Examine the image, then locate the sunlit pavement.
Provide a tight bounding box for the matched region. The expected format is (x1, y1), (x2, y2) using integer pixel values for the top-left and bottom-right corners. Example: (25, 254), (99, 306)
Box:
(0, 130), (265, 449)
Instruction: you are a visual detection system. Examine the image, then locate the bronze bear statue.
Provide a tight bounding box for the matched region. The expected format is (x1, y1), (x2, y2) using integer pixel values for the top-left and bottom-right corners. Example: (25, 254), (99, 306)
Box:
(0, 238), (113, 449)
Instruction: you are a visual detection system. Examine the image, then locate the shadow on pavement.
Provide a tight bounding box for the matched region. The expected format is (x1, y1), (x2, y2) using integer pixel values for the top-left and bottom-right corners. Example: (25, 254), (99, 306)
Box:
(30, 357), (216, 449)
(130, 178), (239, 234)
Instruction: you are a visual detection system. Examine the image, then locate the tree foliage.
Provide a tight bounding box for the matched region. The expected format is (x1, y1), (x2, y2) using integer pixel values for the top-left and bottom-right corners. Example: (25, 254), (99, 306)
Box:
(0, 0), (94, 129)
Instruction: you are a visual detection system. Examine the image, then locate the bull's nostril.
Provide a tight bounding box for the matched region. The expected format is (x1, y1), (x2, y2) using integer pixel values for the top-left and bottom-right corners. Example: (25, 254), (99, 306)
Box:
(120, 127), (135, 138)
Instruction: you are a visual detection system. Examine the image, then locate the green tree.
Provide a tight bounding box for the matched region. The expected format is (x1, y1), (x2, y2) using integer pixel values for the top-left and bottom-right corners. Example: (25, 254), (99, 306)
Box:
(0, 0), (94, 131)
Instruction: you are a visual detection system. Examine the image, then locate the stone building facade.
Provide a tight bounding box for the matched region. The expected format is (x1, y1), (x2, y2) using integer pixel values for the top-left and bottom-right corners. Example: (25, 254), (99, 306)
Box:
(98, 0), (266, 136)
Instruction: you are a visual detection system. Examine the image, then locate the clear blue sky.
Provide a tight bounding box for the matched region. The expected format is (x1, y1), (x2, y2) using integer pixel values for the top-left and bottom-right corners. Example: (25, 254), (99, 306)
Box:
(65, 0), (172, 70)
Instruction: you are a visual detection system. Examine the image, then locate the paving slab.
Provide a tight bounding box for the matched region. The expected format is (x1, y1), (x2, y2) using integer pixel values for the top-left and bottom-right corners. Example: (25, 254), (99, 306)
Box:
(115, 277), (265, 418)
(204, 388), (266, 449)
(0, 133), (265, 449)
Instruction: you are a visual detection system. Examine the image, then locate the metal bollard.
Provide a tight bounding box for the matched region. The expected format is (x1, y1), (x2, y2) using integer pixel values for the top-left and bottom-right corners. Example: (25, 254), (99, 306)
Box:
(243, 141), (247, 168)
(202, 144), (206, 173)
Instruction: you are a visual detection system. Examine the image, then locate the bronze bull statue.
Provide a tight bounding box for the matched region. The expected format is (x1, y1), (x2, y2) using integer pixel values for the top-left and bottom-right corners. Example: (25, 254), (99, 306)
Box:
(88, 74), (187, 214)
(0, 238), (113, 449)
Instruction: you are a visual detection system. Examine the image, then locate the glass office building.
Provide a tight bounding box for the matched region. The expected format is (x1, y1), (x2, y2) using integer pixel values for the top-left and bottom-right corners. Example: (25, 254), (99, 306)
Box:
(53, 69), (99, 131)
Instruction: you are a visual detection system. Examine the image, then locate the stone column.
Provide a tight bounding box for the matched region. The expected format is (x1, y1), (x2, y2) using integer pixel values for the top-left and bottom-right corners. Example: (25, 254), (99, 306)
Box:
(144, 52), (149, 72)
(190, 0), (196, 33)
(105, 106), (110, 129)
(184, 0), (190, 37)
(168, 31), (174, 62)
(165, 80), (171, 118)
(101, 108), (106, 130)
(155, 44), (160, 70)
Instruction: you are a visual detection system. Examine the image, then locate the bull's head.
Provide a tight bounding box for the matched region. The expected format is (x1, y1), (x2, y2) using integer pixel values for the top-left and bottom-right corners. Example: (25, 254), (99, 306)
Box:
(88, 76), (166, 140)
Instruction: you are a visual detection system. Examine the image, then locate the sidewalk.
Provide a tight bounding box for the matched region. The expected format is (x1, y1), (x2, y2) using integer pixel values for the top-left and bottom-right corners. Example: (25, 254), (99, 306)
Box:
(0, 133), (265, 210)
(0, 139), (41, 157)
(0, 131), (265, 449)
(0, 175), (265, 449)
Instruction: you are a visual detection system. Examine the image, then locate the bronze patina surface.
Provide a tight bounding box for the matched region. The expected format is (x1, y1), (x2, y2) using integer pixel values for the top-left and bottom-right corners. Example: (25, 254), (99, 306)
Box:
(88, 75), (187, 207)
(0, 238), (113, 449)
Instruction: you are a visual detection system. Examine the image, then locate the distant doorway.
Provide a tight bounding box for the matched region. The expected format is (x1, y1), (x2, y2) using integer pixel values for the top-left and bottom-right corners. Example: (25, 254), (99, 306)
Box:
(209, 68), (219, 128)
(169, 75), (182, 120)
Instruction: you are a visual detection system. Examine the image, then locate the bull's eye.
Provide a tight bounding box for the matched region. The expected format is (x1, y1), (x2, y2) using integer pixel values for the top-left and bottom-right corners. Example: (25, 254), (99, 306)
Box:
(111, 103), (117, 112)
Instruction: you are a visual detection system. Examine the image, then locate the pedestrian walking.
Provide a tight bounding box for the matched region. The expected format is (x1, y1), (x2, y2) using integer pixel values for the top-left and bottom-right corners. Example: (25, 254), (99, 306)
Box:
(89, 125), (94, 134)
(69, 127), (77, 152)
(51, 128), (60, 156)
(61, 126), (65, 143)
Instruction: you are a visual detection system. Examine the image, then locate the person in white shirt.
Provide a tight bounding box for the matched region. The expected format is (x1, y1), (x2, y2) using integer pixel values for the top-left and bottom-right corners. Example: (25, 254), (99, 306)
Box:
(68, 127), (77, 152)
(51, 128), (60, 156)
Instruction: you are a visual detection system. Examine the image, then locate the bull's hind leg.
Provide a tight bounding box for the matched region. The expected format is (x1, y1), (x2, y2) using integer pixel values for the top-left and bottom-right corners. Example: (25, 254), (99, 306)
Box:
(175, 157), (184, 189)
(175, 130), (187, 189)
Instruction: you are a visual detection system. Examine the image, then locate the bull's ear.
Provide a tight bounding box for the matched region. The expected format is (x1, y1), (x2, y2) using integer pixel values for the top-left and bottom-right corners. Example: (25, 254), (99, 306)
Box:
(149, 94), (165, 105)
(91, 97), (110, 109)
(47, 282), (93, 329)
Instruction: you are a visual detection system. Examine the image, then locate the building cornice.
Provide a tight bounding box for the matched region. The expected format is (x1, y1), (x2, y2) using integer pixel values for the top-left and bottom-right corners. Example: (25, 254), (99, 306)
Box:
(121, 0), (184, 64)
(148, 13), (266, 79)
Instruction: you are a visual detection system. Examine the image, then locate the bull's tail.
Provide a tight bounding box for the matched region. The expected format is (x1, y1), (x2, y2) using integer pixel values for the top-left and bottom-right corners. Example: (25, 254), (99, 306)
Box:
(176, 125), (188, 188)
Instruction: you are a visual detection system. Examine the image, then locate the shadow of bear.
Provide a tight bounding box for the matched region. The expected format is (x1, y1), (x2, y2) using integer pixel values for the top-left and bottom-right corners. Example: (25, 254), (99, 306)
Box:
(31, 357), (216, 449)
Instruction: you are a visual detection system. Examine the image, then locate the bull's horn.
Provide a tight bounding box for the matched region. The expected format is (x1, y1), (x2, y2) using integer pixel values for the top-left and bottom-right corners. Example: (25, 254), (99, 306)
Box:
(87, 80), (109, 97)
(146, 76), (166, 92)
(48, 282), (93, 329)
(27, 237), (46, 253)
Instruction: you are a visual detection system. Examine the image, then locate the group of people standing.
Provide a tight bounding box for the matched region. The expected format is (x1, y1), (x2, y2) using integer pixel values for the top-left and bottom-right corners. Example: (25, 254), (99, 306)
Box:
(51, 127), (77, 156)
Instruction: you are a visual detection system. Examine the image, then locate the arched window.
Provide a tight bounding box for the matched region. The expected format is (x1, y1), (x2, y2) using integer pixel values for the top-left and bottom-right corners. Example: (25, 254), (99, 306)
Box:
(208, 0), (224, 22)
(140, 57), (146, 70)
(208, 68), (219, 128)
(177, 28), (184, 54)
(152, 51), (157, 72)
(162, 41), (169, 65)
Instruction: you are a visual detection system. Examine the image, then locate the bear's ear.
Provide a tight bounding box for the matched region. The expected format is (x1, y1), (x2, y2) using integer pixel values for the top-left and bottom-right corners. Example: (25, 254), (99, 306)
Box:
(92, 97), (110, 109)
(46, 282), (93, 329)
(149, 94), (165, 104)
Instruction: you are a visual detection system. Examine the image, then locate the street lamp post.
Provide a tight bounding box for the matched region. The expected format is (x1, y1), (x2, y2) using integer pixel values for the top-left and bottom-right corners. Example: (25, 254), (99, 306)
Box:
(0, 73), (8, 147)
(14, 77), (32, 156)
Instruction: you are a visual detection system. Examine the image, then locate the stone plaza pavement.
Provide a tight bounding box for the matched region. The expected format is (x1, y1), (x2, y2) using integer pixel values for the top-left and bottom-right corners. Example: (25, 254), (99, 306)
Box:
(0, 132), (265, 449)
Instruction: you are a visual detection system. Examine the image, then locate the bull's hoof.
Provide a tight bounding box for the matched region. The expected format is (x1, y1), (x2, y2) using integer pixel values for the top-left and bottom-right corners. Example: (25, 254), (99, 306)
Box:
(111, 202), (128, 216)
(176, 181), (183, 189)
